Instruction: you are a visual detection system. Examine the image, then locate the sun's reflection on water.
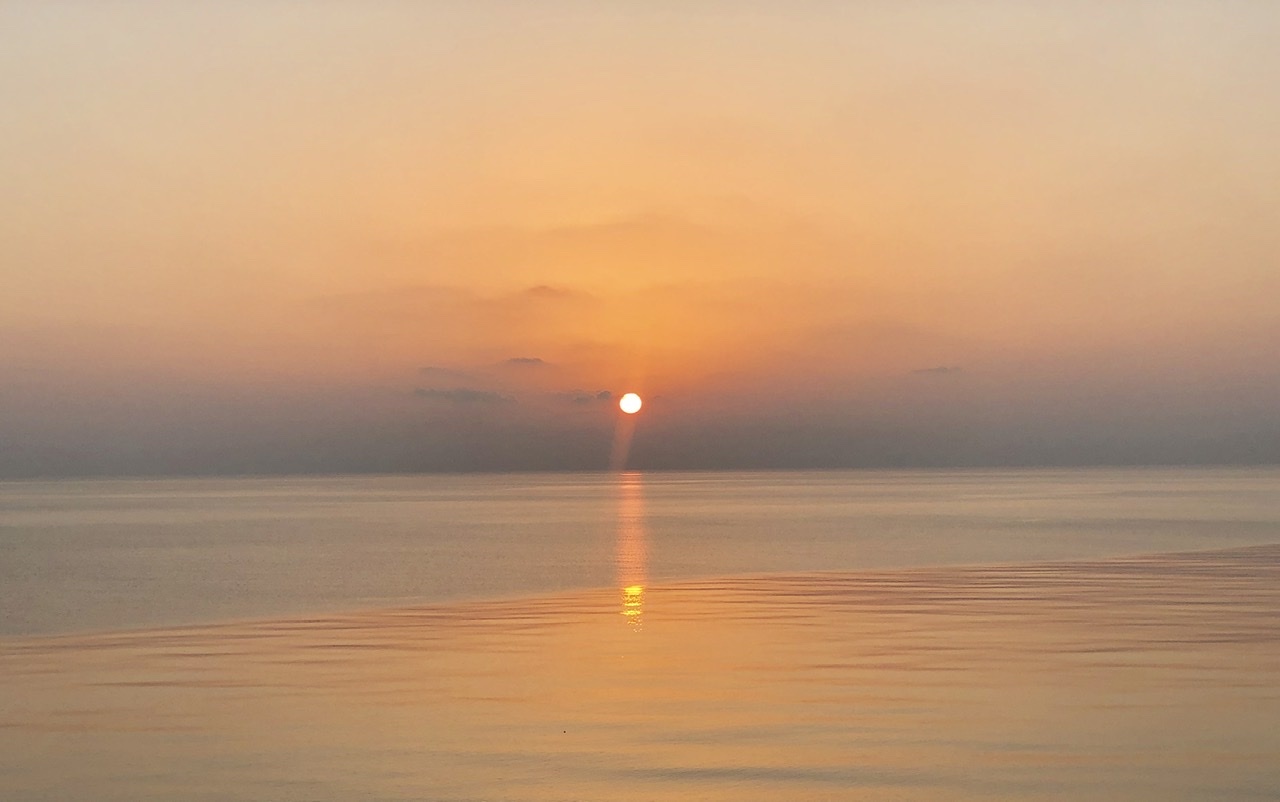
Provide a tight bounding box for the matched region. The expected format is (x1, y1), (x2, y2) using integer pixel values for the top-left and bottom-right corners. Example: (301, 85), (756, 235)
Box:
(614, 472), (647, 629)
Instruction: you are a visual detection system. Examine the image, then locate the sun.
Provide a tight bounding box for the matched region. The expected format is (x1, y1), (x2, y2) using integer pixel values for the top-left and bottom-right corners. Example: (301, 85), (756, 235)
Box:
(619, 393), (643, 414)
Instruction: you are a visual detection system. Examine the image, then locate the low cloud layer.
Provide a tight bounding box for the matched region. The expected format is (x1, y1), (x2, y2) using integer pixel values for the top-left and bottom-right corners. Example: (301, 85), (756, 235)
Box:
(556, 389), (614, 405)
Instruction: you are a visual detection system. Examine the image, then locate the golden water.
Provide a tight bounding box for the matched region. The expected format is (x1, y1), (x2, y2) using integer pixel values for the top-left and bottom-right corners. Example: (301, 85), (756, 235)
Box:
(4, 544), (1278, 801)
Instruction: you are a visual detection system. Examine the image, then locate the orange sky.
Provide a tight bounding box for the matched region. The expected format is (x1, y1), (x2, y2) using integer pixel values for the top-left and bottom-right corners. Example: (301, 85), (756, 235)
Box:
(2, 2), (1278, 474)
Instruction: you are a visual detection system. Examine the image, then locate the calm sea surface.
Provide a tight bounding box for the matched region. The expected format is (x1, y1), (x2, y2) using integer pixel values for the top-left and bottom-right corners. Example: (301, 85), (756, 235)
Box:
(2, 468), (1279, 800)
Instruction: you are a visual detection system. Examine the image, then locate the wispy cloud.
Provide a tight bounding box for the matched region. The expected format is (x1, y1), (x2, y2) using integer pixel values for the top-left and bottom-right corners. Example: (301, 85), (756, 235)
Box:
(413, 387), (513, 404)
(524, 285), (579, 300)
(420, 366), (474, 380)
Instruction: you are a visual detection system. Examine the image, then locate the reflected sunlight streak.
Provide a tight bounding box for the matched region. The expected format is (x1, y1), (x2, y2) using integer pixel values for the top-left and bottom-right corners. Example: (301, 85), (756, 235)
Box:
(614, 472), (647, 629)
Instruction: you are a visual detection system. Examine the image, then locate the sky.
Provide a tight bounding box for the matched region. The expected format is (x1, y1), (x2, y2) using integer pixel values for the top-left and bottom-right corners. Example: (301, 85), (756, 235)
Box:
(2, 1), (1278, 476)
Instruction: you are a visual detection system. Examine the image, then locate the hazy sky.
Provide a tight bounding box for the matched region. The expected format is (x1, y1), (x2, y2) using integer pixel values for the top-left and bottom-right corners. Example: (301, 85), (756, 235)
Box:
(2, 1), (1278, 476)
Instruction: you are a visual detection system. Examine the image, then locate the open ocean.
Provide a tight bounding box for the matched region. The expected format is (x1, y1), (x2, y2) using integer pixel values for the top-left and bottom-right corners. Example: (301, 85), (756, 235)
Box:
(2, 468), (1279, 800)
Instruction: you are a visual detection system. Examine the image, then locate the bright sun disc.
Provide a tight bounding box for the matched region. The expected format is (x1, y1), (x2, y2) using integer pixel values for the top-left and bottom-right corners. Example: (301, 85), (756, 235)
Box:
(619, 393), (642, 414)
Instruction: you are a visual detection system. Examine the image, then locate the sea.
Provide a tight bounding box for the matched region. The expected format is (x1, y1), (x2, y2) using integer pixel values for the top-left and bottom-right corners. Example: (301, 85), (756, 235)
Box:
(2, 468), (1278, 800)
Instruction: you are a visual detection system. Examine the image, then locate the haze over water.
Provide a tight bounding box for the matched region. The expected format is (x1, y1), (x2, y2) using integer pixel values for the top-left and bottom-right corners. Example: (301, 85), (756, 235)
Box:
(3, 469), (1279, 800)
(3, 3), (1279, 476)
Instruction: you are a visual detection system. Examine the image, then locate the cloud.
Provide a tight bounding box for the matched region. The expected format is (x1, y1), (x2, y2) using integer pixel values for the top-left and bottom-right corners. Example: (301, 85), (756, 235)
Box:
(503, 357), (546, 366)
(524, 285), (578, 300)
(911, 366), (962, 376)
(420, 366), (473, 380)
(314, 284), (473, 317)
(555, 389), (614, 405)
(413, 387), (513, 404)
